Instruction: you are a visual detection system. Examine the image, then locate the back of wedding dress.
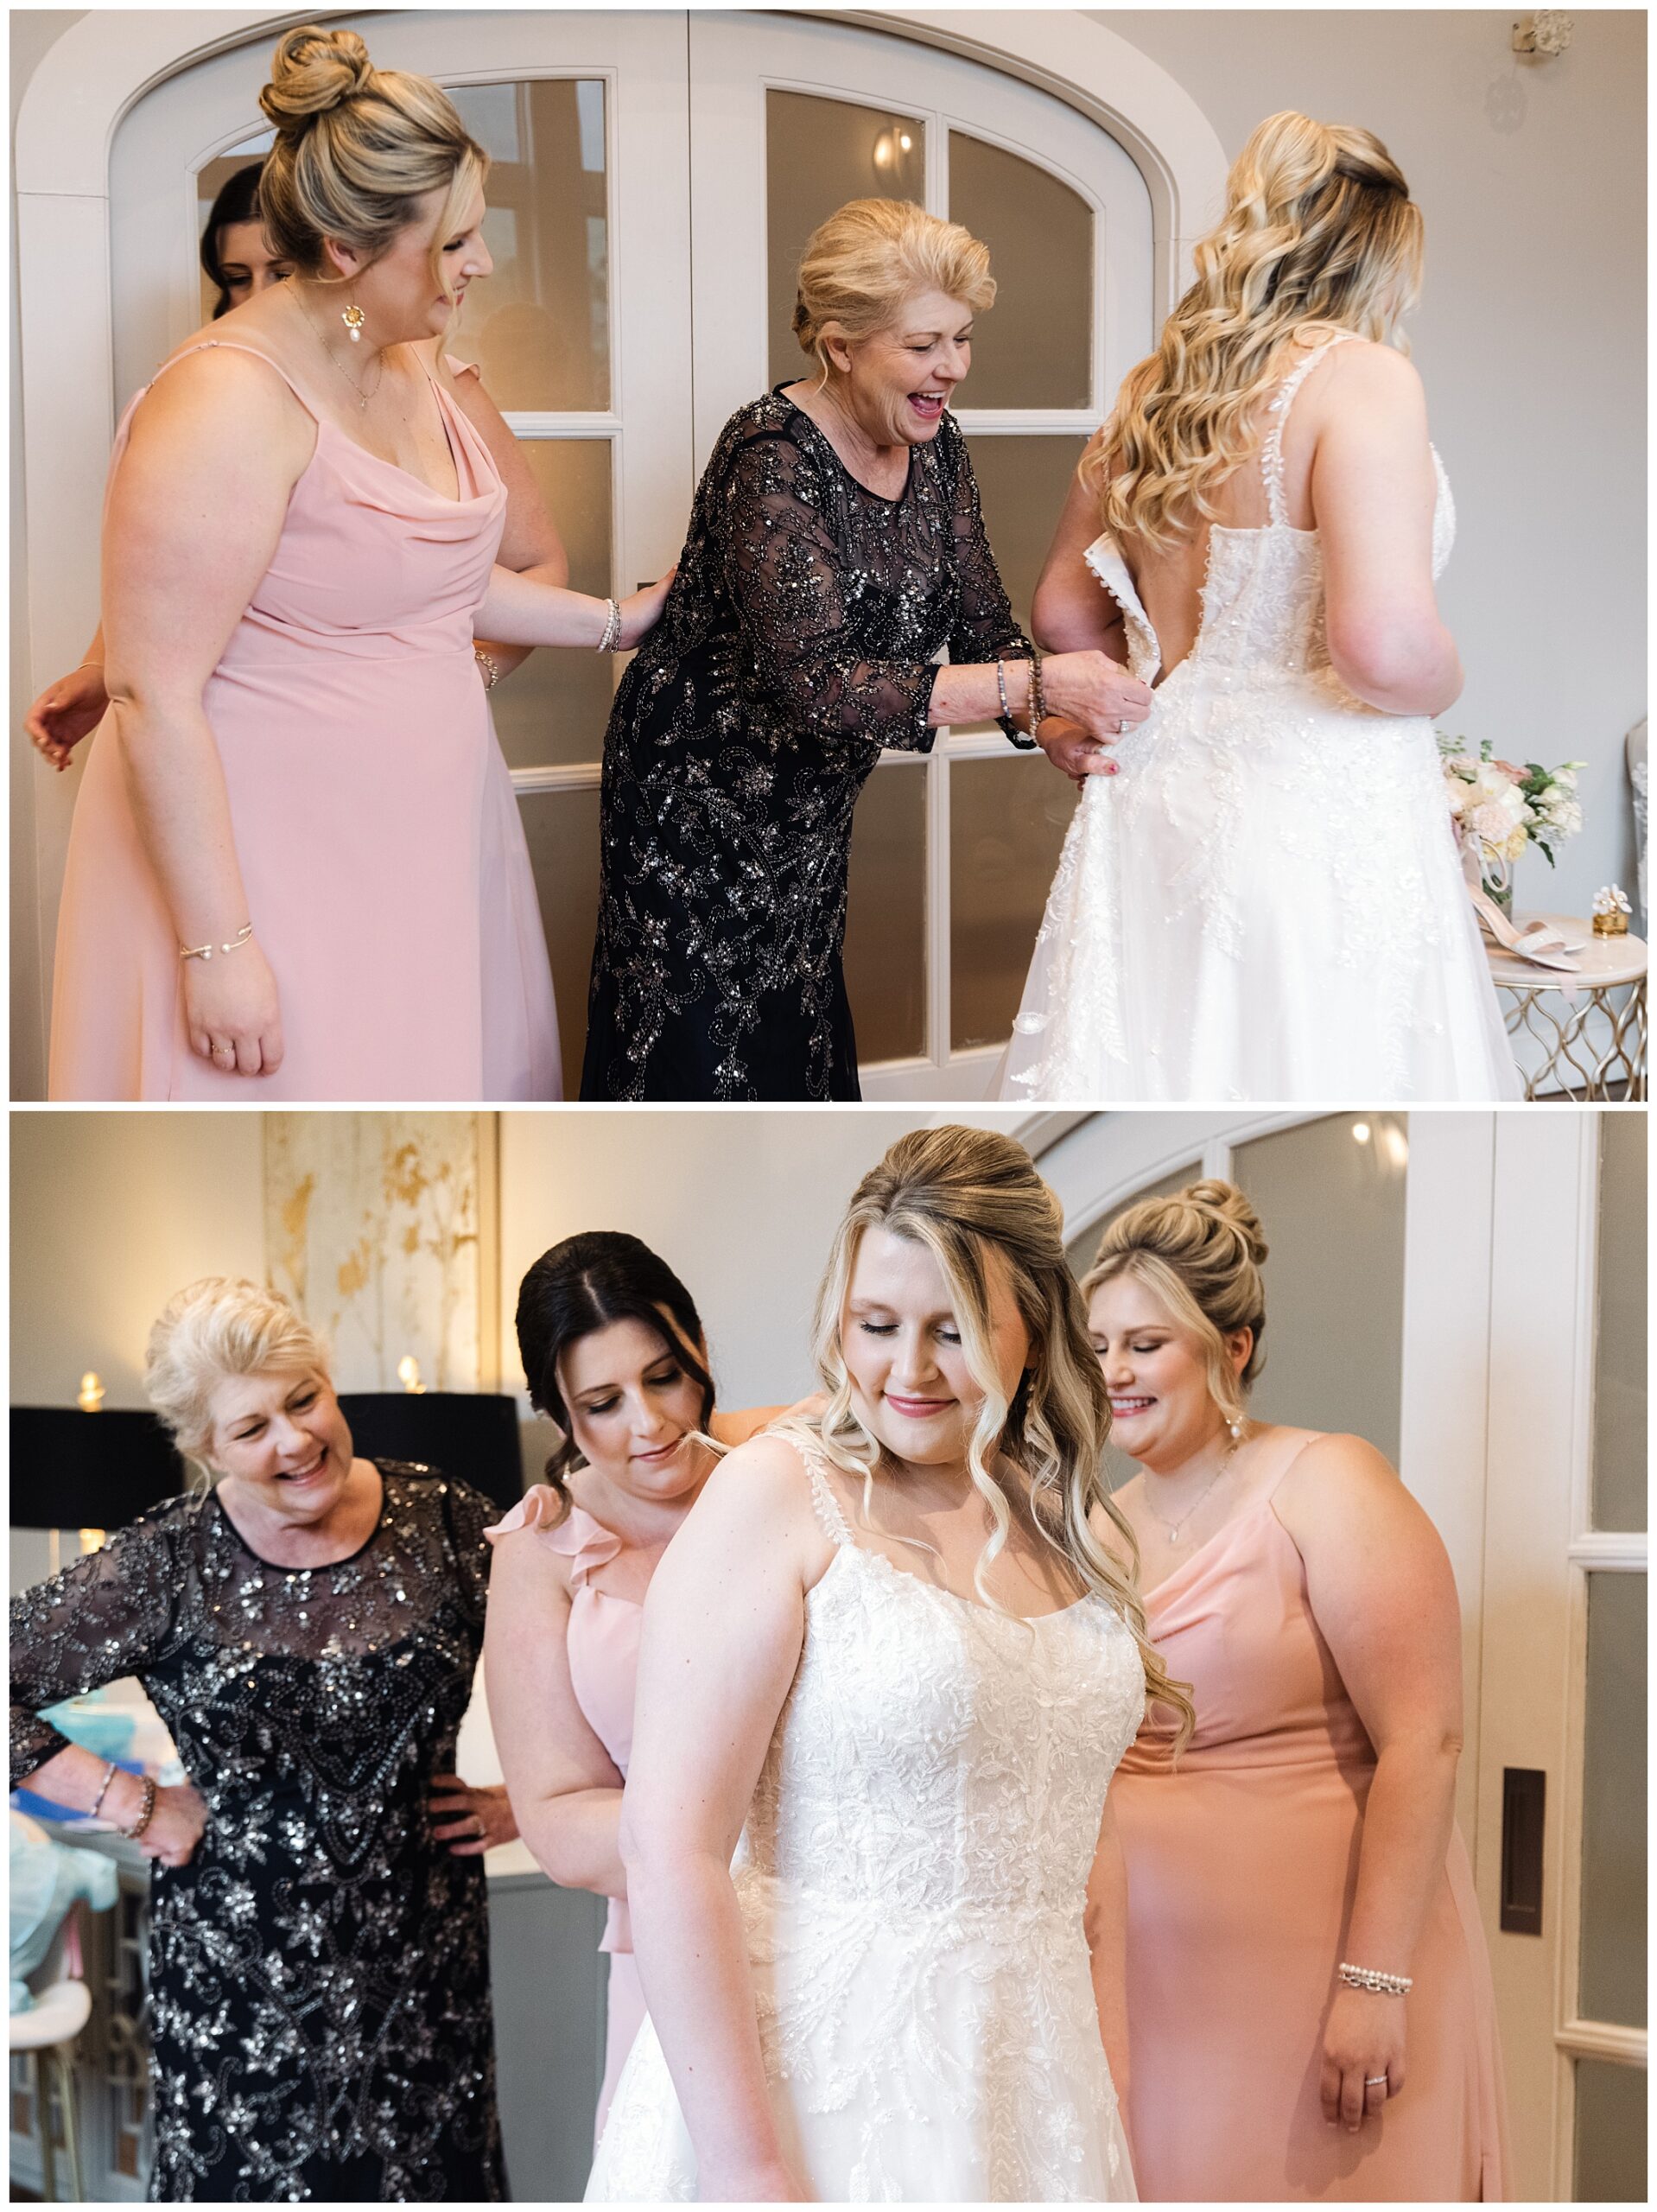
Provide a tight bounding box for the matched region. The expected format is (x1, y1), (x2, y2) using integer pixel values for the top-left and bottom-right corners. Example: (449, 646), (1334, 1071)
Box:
(1001, 335), (1518, 1104)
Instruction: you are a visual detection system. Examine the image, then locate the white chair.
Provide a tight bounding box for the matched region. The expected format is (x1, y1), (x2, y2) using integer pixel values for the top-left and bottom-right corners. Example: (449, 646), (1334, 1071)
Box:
(9, 1921), (91, 2202)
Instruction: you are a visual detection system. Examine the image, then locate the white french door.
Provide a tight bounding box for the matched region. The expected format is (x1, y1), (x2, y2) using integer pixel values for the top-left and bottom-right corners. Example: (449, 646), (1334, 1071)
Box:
(90, 10), (1152, 1097)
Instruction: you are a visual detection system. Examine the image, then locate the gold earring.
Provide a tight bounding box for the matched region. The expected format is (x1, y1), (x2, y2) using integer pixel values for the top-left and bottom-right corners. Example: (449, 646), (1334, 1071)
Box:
(341, 303), (365, 344)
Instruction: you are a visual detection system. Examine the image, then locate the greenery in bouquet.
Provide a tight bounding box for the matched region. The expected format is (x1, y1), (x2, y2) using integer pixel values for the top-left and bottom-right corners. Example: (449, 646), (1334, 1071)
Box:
(1437, 733), (1584, 880)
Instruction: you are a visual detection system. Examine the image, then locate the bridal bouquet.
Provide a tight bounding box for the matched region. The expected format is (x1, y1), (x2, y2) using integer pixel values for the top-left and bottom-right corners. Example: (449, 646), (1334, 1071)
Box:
(1438, 734), (1584, 904)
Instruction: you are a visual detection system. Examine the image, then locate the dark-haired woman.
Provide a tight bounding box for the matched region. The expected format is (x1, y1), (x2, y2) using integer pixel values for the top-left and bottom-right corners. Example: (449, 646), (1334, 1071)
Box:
(201, 162), (293, 317)
(483, 1232), (787, 2138)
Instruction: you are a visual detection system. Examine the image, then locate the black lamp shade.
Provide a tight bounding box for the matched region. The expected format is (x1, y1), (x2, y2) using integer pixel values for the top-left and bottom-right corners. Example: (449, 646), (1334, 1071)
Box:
(337, 1393), (523, 1513)
(9, 1408), (187, 1530)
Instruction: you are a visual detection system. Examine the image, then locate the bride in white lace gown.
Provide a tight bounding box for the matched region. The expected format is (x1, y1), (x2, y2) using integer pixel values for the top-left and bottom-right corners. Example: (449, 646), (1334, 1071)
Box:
(1000, 113), (1518, 1103)
(586, 1127), (1190, 2202)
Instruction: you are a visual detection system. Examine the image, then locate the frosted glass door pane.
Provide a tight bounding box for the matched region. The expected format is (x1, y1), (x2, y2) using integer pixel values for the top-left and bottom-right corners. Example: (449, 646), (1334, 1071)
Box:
(446, 81), (610, 411)
(949, 132), (1091, 409)
(1593, 1114), (1647, 1530)
(1572, 2057), (1647, 2202)
(844, 765), (926, 1065)
(1579, 1572), (1647, 2028)
(950, 759), (1076, 1050)
(967, 435), (1089, 639)
(518, 786), (601, 1101)
(489, 441), (613, 772)
(767, 92), (924, 390)
(1233, 1116), (1408, 1464)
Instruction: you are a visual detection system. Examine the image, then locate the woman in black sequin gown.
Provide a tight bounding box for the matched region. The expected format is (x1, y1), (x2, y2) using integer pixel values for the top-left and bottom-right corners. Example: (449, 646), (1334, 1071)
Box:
(9, 1281), (511, 2202)
(581, 200), (1151, 1102)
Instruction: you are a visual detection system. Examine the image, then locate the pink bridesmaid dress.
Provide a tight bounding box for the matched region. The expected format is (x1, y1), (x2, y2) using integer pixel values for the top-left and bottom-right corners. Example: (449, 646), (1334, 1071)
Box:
(487, 1489), (645, 2143)
(1112, 1476), (1510, 2201)
(48, 342), (561, 1101)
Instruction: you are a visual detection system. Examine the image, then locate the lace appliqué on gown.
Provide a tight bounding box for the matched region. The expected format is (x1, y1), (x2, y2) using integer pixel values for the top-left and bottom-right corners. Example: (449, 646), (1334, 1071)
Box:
(1001, 336), (1515, 1104)
(587, 1438), (1144, 2203)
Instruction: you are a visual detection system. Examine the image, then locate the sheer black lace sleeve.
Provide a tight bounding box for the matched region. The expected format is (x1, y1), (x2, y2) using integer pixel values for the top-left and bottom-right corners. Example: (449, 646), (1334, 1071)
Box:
(940, 418), (1038, 747)
(10, 1508), (186, 1785)
(718, 429), (937, 753)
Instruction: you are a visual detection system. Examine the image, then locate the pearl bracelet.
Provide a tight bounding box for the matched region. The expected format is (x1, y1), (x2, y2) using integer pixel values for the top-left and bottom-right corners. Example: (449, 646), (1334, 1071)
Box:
(1338, 1961), (1413, 1996)
(597, 598), (622, 653)
(180, 924), (253, 964)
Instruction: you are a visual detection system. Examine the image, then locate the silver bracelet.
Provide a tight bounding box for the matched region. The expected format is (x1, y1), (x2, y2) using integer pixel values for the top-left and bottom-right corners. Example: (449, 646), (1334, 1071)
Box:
(474, 647), (501, 692)
(89, 1759), (118, 1819)
(597, 598), (622, 653)
(1337, 1961), (1413, 1996)
(180, 924), (253, 964)
(996, 658), (1011, 721)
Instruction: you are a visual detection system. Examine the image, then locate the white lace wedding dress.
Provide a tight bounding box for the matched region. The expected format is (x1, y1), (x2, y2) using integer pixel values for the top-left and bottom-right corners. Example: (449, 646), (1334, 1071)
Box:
(1000, 334), (1520, 1103)
(585, 1436), (1145, 2202)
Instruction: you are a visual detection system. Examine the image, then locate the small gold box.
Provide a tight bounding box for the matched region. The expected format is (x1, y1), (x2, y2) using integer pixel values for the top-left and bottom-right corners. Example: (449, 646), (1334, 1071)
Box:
(1593, 908), (1630, 938)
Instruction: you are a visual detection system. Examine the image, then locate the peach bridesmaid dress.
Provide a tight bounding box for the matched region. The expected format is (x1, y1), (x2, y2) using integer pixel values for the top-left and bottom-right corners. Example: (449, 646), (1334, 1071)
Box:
(48, 343), (561, 1101)
(1112, 1477), (1510, 2201)
(486, 1491), (645, 2143)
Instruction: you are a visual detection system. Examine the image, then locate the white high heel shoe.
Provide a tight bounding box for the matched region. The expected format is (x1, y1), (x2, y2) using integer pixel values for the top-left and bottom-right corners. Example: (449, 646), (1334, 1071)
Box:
(1469, 887), (1583, 972)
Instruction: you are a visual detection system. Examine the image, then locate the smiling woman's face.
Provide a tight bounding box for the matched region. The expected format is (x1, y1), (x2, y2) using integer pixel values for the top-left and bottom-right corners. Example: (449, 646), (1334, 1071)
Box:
(830, 287), (975, 448)
(1087, 1273), (1243, 1471)
(330, 181), (494, 345)
(204, 1366), (355, 1526)
(556, 1315), (711, 1504)
(839, 1224), (1029, 1471)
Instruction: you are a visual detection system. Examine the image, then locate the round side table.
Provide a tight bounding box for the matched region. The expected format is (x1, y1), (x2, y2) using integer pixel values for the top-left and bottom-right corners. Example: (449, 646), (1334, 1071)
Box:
(1484, 912), (1647, 1100)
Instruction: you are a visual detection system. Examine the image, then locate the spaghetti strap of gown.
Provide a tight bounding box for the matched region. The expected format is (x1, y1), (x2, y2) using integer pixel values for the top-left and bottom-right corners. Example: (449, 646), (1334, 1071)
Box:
(48, 337), (562, 1101)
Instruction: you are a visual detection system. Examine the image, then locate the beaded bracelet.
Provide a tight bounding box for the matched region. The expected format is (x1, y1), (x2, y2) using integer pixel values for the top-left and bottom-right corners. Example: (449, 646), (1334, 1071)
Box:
(474, 647), (501, 692)
(89, 1759), (118, 1819)
(597, 598), (623, 653)
(994, 655), (1039, 751)
(116, 1774), (158, 1841)
(1337, 1961), (1413, 1996)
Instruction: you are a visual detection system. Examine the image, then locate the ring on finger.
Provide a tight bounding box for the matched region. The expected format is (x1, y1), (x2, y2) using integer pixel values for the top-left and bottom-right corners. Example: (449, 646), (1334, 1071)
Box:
(1364, 2075), (1389, 2092)
(472, 1813), (486, 1839)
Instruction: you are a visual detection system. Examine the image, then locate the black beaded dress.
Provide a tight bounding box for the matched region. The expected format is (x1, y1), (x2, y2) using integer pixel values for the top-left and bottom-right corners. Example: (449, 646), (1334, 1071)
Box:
(581, 390), (1032, 1101)
(9, 1465), (506, 2205)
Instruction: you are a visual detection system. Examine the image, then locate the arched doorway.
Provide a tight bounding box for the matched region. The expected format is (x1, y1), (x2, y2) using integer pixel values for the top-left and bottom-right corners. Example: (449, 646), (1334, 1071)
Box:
(12, 9), (1226, 1097)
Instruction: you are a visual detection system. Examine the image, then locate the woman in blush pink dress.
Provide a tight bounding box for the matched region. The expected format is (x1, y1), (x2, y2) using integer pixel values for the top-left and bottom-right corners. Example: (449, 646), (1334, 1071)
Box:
(482, 1233), (787, 2141)
(1083, 1180), (1509, 2202)
(47, 26), (668, 1102)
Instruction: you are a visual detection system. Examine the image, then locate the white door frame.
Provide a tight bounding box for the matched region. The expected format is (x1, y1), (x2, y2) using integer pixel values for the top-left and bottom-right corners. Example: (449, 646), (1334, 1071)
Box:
(12, 8), (1226, 1093)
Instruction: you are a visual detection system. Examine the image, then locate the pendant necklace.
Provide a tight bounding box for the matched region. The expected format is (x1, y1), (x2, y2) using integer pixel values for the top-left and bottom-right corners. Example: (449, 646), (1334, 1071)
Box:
(287, 282), (384, 414)
(1146, 1424), (1247, 1545)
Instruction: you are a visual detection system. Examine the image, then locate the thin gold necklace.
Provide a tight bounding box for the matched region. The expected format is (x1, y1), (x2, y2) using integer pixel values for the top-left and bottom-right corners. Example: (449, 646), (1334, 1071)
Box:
(1146, 1425), (1247, 1544)
(286, 281), (384, 413)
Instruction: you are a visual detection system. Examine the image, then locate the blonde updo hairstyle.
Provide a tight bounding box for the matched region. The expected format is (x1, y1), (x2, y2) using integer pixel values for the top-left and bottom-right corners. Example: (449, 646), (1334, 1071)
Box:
(1089, 111), (1423, 550)
(1082, 1180), (1267, 1433)
(145, 1276), (333, 1480)
(257, 27), (486, 306)
(773, 1126), (1195, 1749)
(792, 198), (995, 385)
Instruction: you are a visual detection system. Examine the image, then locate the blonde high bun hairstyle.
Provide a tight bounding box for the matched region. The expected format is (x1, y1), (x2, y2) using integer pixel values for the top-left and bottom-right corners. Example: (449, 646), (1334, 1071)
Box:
(792, 199), (994, 385)
(1090, 109), (1423, 550)
(257, 26), (486, 300)
(1083, 1180), (1267, 1432)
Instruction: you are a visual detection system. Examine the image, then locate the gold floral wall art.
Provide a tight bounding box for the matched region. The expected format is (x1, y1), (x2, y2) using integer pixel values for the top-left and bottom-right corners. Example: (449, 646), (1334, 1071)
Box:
(263, 1115), (492, 1393)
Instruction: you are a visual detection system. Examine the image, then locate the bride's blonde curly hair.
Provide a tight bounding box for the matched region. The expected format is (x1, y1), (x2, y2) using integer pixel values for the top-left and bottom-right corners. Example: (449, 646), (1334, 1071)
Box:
(1088, 111), (1423, 551)
(773, 1126), (1195, 1751)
